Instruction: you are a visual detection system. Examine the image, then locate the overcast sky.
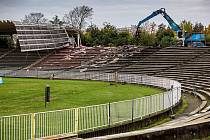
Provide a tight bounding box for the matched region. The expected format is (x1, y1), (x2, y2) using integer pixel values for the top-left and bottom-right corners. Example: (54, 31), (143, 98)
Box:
(0, 0), (210, 28)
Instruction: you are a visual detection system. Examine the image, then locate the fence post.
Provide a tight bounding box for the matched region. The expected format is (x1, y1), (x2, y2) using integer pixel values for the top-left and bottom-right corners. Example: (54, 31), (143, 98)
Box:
(172, 88), (174, 106)
(132, 99), (134, 122)
(36, 69), (38, 78)
(140, 98), (143, 119)
(75, 108), (79, 133)
(114, 72), (118, 83)
(177, 87), (179, 102)
(163, 93), (165, 110)
(31, 113), (35, 140)
(159, 94), (161, 111)
(140, 76), (142, 84)
(149, 96), (151, 114)
(156, 95), (158, 112)
(108, 103), (111, 127)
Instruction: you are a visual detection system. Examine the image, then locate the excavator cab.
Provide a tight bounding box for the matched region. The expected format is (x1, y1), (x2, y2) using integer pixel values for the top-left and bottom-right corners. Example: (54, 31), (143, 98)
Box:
(177, 31), (183, 38)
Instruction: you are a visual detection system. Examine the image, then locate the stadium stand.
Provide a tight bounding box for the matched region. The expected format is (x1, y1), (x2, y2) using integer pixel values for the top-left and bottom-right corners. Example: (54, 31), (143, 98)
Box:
(153, 48), (210, 113)
(0, 48), (51, 69)
(118, 47), (209, 75)
(0, 48), (12, 57)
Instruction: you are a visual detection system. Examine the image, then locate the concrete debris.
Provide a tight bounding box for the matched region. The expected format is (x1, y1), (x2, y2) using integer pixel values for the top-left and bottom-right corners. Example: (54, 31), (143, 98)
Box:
(34, 45), (143, 70)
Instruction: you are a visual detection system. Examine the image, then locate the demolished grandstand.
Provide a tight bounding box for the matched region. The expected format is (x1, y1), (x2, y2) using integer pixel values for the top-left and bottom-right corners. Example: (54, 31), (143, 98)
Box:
(0, 20), (74, 52)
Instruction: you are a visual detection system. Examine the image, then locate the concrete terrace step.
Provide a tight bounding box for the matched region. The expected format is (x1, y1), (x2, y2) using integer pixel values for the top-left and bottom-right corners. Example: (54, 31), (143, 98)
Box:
(189, 101), (207, 115)
(181, 88), (206, 102)
(197, 89), (210, 98)
(182, 80), (209, 87)
(181, 85), (194, 91)
(193, 92), (207, 101)
(187, 77), (210, 83)
(201, 105), (210, 113)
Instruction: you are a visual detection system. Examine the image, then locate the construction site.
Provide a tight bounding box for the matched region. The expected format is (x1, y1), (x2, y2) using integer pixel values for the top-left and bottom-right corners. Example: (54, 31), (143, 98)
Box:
(0, 1), (210, 140)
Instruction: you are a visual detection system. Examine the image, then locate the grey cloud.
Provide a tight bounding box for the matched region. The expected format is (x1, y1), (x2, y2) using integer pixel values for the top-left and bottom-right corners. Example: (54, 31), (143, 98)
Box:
(0, 0), (28, 6)
(0, 0), (209, 27)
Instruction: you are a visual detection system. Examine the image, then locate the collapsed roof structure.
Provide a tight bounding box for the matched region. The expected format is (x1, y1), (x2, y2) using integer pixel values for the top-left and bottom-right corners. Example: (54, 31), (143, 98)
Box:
(0, 20), (74, 52)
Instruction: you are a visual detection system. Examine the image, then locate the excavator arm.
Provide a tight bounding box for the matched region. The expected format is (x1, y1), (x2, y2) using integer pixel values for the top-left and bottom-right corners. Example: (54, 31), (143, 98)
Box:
(136, 8), (181, 36)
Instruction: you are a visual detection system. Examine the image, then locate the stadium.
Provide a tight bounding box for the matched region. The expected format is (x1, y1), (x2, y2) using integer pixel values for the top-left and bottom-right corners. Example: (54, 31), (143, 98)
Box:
(0, 3), (210, 140)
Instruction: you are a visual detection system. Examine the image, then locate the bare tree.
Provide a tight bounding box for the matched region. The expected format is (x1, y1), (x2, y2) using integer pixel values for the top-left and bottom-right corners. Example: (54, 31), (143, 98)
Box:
(150, 22), (156, 34)
(63, 5), (93, 31)
(142, 21), (150, 32)
(49, 15), (64, 26)
(22, 12), (47, 24)
(193, 22), (204, 33)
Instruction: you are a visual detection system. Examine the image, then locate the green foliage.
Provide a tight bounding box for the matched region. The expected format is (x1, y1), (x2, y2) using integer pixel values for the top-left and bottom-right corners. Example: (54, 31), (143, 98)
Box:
(160, 36), (172, 47)
(82, 22), (180, 47)
(100, 23), (118, 47)
(205, 34), (210, 42)
(82, 23), (133, 47)
(180, 20), (193, 32)
(156, 27), (177, 47)
(115, 32), (132, 46)
(0, 36), (14, 48)
(206, 24), (210, 34)
(137, 29), (156, 46)
(205, 24), (210, 42)
(81, 24), (101, 46)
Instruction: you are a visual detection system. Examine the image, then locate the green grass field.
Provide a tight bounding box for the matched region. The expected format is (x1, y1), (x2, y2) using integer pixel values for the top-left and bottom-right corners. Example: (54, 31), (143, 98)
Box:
(0, 77), (163, 116)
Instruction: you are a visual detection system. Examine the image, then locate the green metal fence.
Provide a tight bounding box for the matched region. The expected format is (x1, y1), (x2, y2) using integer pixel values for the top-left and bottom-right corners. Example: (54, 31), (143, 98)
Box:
(0, 114), (32, 140)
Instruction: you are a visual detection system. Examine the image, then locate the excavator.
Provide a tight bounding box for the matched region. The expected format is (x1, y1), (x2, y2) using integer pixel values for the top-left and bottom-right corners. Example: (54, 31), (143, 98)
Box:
(135, 8), (205, 47)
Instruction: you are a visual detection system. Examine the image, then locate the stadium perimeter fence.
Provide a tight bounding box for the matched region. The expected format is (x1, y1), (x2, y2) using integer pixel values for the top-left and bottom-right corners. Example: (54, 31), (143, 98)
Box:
(0, 70), (181, 140)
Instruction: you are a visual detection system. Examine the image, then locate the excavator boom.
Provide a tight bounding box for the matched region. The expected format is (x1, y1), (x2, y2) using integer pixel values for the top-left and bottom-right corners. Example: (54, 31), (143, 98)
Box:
(136, 8), (181, 35)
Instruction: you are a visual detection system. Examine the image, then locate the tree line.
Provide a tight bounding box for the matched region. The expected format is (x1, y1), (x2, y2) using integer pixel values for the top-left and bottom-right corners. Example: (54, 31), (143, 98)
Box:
(82, 21), (210, 47)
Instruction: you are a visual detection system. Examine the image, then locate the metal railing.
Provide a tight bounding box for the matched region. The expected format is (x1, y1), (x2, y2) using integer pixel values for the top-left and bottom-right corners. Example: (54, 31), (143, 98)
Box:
(0, 71), (181, 139)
